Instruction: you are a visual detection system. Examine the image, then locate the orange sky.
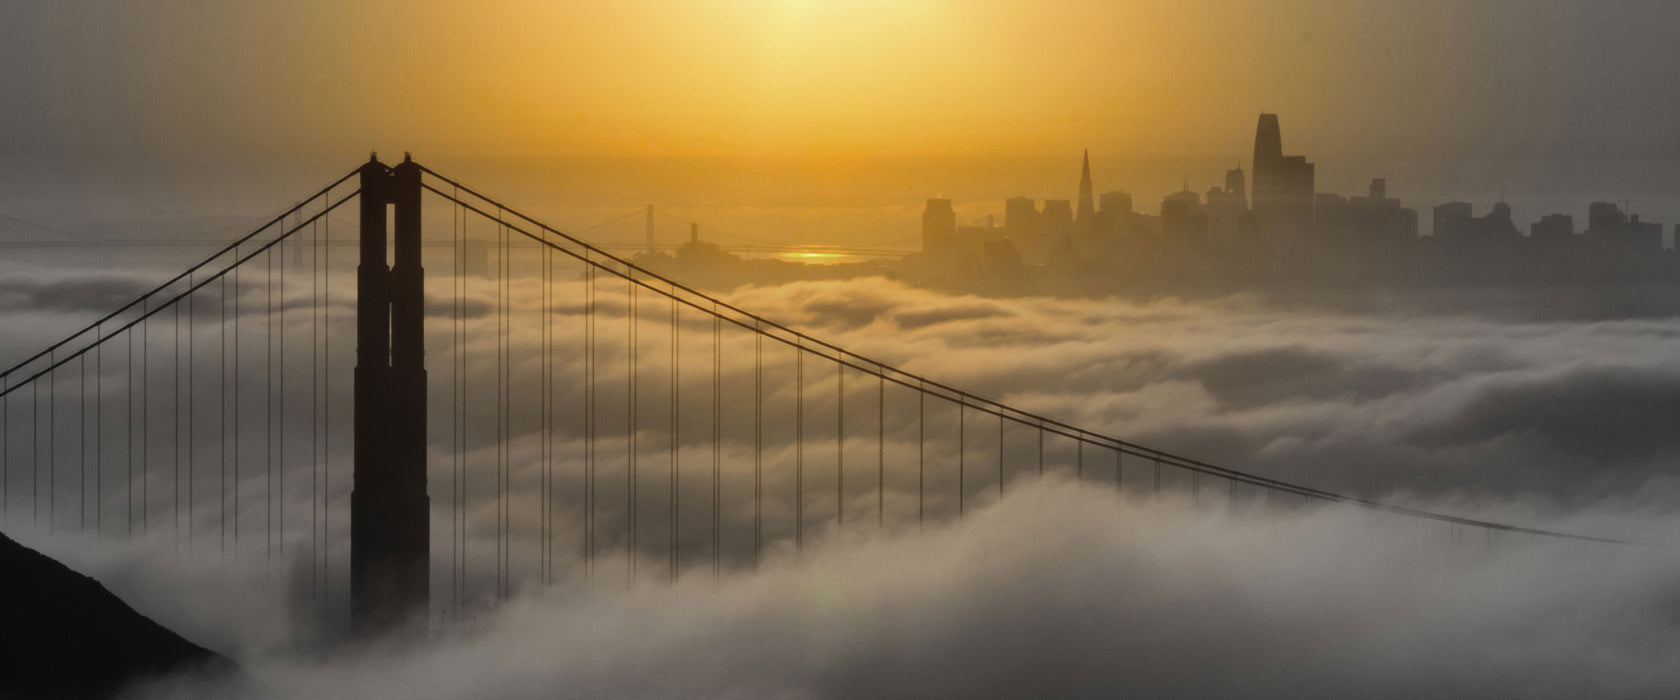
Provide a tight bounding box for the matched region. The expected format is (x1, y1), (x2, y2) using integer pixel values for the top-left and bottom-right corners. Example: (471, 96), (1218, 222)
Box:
(5, 0), (1672, 163)
(4, 1), (1679, 248)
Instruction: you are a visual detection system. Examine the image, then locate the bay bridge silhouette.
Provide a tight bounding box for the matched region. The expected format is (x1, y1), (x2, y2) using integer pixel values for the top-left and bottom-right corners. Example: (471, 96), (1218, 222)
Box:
(0, 155), (1636, 639)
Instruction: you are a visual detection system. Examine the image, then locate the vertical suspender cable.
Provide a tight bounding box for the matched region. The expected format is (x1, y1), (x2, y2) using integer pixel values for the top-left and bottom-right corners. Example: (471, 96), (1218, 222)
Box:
(266, 251), (274, 562)
(917, 382), (924, 528)
(795, 344), (803, 551)
(877, 369), (884, 532)
(80, 354), (86, 530)
(669, 293), (678, 581)
(461, 197), (470, 606)
(494, 215), (503, 598)
(309, 211), (319, 605)
(451, 190), (462, 609)
(958, 398), (964, 518)
(142, 303), (150, 532)
(122, 334), (133, 535)
(545, 240), (555, 585)
(183, 282), (190, 543)
(2, 374), (7, 522)
(33, 380), (39, 526)
(504, 211), (510, 595)
(1037, 424), (1044, 477)
(50, 361), (56, 529)
(711, 309), (720, 578)
(220, 277), (227, 553)
(500, 211), (510, 598)
(277, 225), (286, 564)
(173, 302), (182, 544)
(461, 195), (470, 606)
(452, 190), (465, 608)
(538, 236), (547, 586)
(97, 326), (105, 537)
(585, 262), (596, 582)
(49, 363), (56, 528)
(234, 257), (240, 552)
(753, 327), (762, 568)
(540, 221), (550, 585)
(322, 202), (332, 609)
(837, 357), (843, 529)
(628, 277), (638, 582)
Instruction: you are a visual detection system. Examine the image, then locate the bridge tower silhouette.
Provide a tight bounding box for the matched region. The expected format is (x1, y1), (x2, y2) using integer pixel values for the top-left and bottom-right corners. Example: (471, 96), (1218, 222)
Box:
(350, 155), (428, 635)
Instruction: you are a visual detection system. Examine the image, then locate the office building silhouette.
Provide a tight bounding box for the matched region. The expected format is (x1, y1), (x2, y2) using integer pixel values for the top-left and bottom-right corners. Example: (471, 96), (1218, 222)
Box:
(922, 198), (956, 255)
(1076, 149), (1096, 228)
(1251, 114), (1315, 238)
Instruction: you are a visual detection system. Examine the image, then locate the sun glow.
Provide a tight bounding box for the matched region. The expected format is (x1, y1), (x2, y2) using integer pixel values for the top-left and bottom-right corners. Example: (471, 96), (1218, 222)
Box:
(774, 248), (866, 265)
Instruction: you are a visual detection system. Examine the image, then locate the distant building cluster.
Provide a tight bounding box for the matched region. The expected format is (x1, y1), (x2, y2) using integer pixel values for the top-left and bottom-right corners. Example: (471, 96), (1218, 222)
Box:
(917, 114), (1674, 291)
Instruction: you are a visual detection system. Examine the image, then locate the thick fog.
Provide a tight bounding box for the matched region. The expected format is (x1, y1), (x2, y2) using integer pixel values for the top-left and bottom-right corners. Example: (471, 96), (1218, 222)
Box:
(3, 263), (1679, 697)
(12, 480), (1677, 700)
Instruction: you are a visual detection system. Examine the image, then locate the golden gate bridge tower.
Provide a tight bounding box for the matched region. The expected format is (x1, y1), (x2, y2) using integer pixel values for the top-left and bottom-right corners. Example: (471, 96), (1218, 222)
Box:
(350, 155), (429, 635)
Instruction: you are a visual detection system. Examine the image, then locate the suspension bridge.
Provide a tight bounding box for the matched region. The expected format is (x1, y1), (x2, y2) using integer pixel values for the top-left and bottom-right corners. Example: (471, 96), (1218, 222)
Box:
(0, 155), (1634, 638)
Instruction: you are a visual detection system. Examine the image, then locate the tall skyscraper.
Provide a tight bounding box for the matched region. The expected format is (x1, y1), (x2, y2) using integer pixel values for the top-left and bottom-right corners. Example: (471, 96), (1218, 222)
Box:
(1076, 149), (1095, 226)
(1250, 114), (1315, 238)
(1225, 166), (1247, 208)
(922, 198), (956, 255)
(1253, 114), (1283, 174)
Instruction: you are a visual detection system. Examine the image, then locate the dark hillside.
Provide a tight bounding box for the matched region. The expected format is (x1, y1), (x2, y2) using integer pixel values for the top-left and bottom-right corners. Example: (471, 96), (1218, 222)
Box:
(0, 531), (238, 699)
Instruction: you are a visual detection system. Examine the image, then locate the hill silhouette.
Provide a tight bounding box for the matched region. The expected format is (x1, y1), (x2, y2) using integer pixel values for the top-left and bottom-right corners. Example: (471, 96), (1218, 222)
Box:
(0, 531), (239, 699)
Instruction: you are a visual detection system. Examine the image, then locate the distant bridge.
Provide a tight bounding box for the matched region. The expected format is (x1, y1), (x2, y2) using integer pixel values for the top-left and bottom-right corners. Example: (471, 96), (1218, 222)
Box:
(0, 155), (1634, 638)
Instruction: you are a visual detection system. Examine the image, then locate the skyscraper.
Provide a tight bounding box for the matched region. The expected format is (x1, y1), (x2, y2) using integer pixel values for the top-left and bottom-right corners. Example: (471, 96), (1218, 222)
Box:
(1076, 149), (1095, 226)
(1225, 166), (1247, 208)
(1160, 187), (1207, 244)
(1041, 199), (1074, 241)
(1253, 114), (1282, 174)
(1433, 202), (1474, 238)
(1530, 213), (1574, 240)
(1098, 191), (1133, 218)
(1005, 196), (1040, 236)
(922, 198), (956, 255)
(1250, 114), (1315, 238)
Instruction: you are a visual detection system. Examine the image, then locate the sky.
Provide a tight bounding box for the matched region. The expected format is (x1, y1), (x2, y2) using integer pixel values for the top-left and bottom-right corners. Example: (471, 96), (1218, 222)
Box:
(5, 0), (1680, 161)
(4, 0), (1680, 250)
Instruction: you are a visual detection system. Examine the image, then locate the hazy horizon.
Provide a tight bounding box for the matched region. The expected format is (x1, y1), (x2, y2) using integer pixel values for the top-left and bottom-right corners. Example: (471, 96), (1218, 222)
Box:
(7, 0), (1680, 250)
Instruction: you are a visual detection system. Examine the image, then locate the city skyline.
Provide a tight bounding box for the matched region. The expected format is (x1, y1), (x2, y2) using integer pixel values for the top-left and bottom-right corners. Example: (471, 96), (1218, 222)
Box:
(926, 113), (1673, 250)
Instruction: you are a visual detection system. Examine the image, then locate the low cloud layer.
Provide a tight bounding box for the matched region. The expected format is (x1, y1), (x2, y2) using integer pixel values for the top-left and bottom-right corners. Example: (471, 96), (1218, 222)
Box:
(5, 266), (1680, 696)
(724, 278), (1680, 505)
(14, 480), (1670, 699)
(7, 263), (1679, 508)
